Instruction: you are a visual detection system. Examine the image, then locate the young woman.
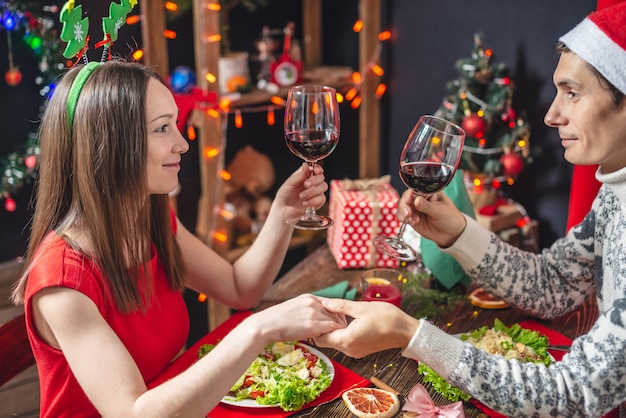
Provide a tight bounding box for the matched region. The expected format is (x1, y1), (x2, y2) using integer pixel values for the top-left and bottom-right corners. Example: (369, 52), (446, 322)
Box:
(317, 2), (626, 417)
(11, 60), (346, 417)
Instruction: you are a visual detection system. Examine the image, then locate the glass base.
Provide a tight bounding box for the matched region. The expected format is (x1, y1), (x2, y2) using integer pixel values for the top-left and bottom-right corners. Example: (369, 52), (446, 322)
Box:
(373, 235), (418, 262)
(288, 215), (334, 231)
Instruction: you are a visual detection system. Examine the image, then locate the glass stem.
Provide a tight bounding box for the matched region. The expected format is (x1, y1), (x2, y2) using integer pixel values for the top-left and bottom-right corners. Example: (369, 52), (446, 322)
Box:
(395, 220), (408, 242)
(302, 162), (317, 221)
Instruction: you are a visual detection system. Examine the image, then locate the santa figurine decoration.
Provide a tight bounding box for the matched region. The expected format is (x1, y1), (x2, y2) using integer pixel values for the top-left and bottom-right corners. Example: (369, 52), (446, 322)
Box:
(270, 22), (303, 87)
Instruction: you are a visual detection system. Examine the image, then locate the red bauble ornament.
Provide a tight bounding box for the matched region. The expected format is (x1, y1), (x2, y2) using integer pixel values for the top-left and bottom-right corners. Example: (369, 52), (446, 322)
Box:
(25, 155), (37, 169)
(500, 152), (524, 176)
(5, 67), (22, 87)
(5, 197), (16, 212)
(461, 113), (486, 138)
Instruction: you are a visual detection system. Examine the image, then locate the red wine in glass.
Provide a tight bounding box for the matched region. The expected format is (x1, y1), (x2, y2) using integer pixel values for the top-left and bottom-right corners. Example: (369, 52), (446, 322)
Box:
(399, 162), (455, 195)
(374, 115), (465, 261)
(284, 85), (340, 230)
(285, 129), (339, 162)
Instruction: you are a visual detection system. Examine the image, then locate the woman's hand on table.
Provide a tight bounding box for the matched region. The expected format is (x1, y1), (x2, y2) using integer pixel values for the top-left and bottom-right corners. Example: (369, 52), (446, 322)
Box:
(398, 189), (467, 248)
(245, 294), (348, 346)
(314, 299), (420, 358)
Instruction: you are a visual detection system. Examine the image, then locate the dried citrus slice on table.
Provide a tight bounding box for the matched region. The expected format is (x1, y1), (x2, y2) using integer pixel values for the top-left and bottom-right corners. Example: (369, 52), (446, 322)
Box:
(468, 287), (509, 309)
(342, 387), (400, 418)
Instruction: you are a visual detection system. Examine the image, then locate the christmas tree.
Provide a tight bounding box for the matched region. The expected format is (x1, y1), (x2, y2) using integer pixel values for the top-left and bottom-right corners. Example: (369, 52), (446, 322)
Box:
(435, 33), (532, 194)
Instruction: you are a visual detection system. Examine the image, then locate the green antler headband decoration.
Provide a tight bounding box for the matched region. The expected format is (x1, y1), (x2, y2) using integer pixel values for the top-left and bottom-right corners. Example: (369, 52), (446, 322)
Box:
(59, 0), (137, 130)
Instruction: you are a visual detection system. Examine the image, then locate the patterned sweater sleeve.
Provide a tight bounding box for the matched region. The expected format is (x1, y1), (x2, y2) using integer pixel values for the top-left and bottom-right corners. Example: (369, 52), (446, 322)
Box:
(445, 213), (596, 318)
(400, 190), (626, 416)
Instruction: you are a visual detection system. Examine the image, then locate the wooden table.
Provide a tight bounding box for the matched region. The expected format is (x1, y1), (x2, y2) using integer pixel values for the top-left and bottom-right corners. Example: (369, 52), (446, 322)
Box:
(258, 244), (600, 417)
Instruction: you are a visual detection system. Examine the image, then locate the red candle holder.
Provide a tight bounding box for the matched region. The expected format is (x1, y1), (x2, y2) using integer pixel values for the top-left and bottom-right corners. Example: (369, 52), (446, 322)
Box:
(360, 268), (403, 308)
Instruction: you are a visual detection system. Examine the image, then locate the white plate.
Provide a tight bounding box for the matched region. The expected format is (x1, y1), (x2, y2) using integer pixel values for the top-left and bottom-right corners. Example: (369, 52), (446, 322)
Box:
(220, 343), (335, 408)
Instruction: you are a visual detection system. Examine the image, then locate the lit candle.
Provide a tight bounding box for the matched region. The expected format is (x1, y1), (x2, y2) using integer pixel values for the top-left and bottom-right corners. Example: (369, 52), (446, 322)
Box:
(362, 278), (402, 308)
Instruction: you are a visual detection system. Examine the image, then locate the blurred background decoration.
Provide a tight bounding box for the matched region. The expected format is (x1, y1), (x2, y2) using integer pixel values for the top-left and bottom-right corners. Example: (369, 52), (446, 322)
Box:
(435, 33), (535, 208)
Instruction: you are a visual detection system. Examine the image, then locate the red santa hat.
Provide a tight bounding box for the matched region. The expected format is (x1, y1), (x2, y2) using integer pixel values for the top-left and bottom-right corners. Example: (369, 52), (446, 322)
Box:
(560, 0), (626, 94)
(563, 0), (626, 232)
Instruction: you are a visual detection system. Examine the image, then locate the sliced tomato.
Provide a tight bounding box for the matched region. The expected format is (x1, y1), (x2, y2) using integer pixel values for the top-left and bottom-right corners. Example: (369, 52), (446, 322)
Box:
(242, 375), (254, 388)
(303, 351), (318, 369)
(249, 390), (265, 400)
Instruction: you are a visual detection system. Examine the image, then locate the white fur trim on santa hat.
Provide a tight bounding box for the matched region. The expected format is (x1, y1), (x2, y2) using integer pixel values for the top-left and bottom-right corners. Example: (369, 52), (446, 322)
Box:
(560, 18), (626, 95)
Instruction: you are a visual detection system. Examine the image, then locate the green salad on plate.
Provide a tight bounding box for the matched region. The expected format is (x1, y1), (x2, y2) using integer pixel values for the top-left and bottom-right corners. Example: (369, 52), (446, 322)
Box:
(198, 341), (333, 411)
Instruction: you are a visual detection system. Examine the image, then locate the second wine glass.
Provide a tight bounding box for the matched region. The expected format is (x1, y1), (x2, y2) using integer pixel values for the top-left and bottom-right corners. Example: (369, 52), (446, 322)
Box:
(374, 115), (466, 261)
(284, 85), (340, 230)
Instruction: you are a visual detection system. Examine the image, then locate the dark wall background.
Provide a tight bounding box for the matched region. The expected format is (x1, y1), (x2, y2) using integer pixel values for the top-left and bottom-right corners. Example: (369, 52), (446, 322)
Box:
(0, 0), (598, 261)
(383, 0), (596, 246)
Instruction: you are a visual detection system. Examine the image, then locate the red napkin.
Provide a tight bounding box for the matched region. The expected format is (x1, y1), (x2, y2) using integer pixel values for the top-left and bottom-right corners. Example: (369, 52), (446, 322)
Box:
(149, 311), (370, 418)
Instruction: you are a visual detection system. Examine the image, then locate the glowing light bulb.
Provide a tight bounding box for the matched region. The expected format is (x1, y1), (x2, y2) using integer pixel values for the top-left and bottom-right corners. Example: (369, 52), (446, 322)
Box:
(345, 88), (357, 101)
(234, 110), (243, 128)
(213, 231), (228, 242)
(371, 64), (384, 76)
(206, 108), (220, 118)
(164, 1), (178, 11)
(267, 108), (275, 125)
(186, 126), (196, 140)
(375, 83), (387, 98)
(220, 170), (231, 180)
(203, 147), (219, 159)
(270, 96), (285, 106)
(132, 49), (144, 60)
(378, 30), (391, 41)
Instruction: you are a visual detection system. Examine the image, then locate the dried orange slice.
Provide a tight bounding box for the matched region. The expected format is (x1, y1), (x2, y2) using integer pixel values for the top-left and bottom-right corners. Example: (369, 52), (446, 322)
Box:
(365, 278), (391, 286)
(342, 387), (400, 418)
(468, 287), (509, 309)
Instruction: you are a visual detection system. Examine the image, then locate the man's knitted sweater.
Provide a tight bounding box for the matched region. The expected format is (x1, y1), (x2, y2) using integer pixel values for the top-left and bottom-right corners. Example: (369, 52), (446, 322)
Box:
(402, 166), (626, 417)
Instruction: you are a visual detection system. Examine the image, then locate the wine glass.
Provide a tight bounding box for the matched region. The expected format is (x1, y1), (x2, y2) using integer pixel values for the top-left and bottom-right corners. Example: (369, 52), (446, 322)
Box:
(374, 115), (465, 261)
(284, 85), (340, 230)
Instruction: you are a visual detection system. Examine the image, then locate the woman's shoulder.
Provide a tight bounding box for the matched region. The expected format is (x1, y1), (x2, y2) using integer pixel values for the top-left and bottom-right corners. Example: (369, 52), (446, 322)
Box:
(26, 232), (105, 301)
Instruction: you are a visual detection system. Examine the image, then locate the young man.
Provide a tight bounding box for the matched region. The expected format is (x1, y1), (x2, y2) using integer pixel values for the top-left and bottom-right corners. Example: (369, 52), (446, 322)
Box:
(316, 2), (626, 416)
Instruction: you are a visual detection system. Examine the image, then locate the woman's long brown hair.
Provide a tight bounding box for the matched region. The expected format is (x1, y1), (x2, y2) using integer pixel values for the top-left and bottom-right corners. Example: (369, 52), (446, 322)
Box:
(12, 61), (185, 313)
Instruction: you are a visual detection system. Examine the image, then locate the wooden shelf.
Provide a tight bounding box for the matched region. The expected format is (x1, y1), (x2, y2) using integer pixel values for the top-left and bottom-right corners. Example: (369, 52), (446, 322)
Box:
(230, 66), (354, 108)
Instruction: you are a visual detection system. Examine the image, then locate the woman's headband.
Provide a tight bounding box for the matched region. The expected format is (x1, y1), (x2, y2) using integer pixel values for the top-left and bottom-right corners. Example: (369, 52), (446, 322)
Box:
(66, 62), (101, 130)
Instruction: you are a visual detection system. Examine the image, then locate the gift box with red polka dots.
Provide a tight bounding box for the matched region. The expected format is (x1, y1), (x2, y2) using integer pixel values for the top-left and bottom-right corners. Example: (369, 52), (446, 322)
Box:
(327, 178), (401, 269)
